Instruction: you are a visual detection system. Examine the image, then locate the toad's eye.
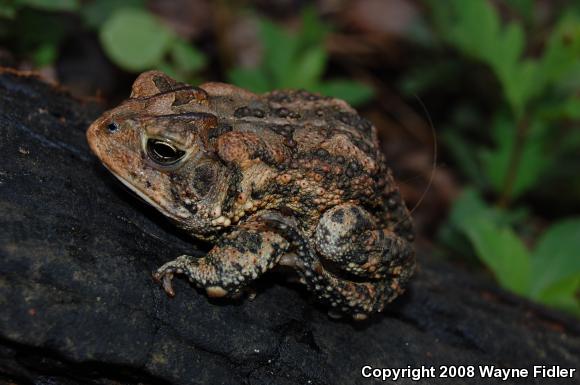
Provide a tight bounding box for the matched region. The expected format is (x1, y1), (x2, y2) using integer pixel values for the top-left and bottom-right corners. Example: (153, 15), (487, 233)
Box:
(107, 122), (119, 132)
(146, 139), (186, 165)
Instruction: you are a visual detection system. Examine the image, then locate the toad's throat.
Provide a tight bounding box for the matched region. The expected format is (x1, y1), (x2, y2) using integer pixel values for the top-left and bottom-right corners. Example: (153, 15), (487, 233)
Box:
(103, 164), (189, 221)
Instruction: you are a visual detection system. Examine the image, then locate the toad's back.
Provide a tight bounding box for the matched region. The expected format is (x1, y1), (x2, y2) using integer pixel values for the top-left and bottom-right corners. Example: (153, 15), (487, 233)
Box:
(203, 83), (398, 234)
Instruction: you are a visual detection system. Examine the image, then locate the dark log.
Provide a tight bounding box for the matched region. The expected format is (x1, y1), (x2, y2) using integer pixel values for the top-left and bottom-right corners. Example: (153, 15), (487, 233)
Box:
(1, 70), (578, 385)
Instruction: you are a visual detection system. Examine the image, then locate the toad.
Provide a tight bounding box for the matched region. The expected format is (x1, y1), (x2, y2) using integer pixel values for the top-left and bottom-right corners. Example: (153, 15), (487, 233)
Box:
(87, 71), (415, 319)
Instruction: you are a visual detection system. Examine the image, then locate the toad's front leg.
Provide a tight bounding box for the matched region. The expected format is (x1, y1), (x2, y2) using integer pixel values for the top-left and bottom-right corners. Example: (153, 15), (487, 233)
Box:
(153, 218), (289, 298)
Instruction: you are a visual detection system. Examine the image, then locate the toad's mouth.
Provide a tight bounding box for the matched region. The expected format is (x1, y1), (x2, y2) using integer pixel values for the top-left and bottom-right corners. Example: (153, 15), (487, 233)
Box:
(103, 164), (186, 222)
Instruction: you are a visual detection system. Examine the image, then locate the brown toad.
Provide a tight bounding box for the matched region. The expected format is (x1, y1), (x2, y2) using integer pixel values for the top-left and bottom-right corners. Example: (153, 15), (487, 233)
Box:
(87, 71), (415, 319)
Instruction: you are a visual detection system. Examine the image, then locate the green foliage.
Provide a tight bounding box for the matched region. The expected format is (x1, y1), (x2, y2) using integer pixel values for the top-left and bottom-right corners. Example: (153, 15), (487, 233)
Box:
(447, 190), (530, 294)
(427, 0), (580, 316)
(229, 68), (270, 94)
(430, 0), (523, 115)
(531, 219), (580, 313)
(428, 0), (580, 118)
(540, 98), (580, 121)
(17, 0), (79, 12)
(311, 80), (374, 107)
(80, 0), (144, 28)
(0, 2), (69, 66)
(0, 3), (16, 19)
(99, 8), (173, 72)
(97, 7), (207, 80)
(228, 7), (373, 106)
(32, 42), (57, 66)
(508, 0), (534, 22)
(170, 39), (207, 74)
(0, 0), (79, 20)
(466, 218), (531, 295)
(1, 7), (70, 67)
(0, 1), (207, 80)
(479, 117), (551, 200)
(424, 0), (580, 201)
(447, 190), (580, 315)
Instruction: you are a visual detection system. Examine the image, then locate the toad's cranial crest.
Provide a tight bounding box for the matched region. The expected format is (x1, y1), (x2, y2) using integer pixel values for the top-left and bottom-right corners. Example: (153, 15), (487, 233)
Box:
(87, 70), (415, 319)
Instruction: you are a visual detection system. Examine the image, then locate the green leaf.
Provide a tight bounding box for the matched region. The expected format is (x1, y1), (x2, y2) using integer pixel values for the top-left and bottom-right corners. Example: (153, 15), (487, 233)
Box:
(32, 42), (57, 66)
(80, 0), (144, 29)
(287, 47), (326, 89)
(535, 275), (580, 316)
(493, 24), (531, 116)
(312, 79), (374, 106)
(446, 188), (533, 294)
(464, 217), (531, 295)
(480, 115), (549, 199)
(0, 3), (17, 18)
(238, 8), (368, 102)
(539, 97), (580, 121)
(471, 0), (500, 59)
(99, 8), (173, 72)
(553, 62), (580, 95)
(154, 61), (180, 81)
(530, 218), (580, 316)
(508, 0), (534, 21)
(447, 187), (528, 228)
(530, 218), (580, 298)
(479, 116), (515, 195)
(441, 130), (484, 189)
(537, 15), (580, 91)
(170, 39), (206, 73)
(399, 61), (460, 96)
(228, 68), (271, 93)
(430, 2), (579, 119)
(445, 0), (500, 59)
(19, 0), (79, 11)
(448, 188), (491, 227)
(13, 10), (68, 59)
(259, 19), (299, 88)
(493, 22), (525, 72)
(427, 0), (537, 117)
(297, 5), (331, 50)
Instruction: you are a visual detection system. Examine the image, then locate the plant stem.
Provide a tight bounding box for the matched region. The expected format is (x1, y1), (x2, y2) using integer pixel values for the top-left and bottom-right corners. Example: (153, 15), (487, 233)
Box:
(497, 116), (530, 208)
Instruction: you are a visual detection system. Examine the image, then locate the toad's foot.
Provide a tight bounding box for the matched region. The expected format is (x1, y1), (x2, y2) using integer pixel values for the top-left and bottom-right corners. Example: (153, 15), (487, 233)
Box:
(153, 215), (289, 298)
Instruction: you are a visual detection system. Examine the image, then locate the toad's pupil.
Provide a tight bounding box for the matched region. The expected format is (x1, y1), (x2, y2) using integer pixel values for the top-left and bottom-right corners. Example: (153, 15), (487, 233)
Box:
(107, 122), (119, 132)
(153, 142), (177, 158)
(147, 139), (185, 165)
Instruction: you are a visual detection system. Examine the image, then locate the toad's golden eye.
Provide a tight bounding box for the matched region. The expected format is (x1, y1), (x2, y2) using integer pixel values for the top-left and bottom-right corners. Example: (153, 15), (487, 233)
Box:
(146, 139), (185, 165)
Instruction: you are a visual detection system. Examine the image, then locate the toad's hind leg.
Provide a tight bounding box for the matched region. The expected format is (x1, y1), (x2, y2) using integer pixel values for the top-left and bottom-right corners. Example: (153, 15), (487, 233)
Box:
(153, 217), (289, 298)
(311, 203), (415, 316)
